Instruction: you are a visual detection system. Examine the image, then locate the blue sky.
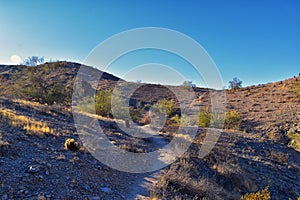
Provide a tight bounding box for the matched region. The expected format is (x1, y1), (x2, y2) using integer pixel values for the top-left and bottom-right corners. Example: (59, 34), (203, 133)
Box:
(0, 0), (299, 88)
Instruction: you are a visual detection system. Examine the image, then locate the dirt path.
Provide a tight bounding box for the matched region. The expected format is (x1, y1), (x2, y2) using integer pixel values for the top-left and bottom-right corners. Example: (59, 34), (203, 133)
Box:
(125, 126), (170, 200)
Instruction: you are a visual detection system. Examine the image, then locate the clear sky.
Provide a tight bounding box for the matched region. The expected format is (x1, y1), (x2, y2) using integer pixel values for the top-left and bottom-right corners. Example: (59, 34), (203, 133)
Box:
(0, 0), (299, 88)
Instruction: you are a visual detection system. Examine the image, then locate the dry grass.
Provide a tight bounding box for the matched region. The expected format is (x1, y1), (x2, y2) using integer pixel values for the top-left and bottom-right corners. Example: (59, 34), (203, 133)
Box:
(12, 99), (44, 108)
(0, 108), (54, 136)
(240, 186), (270, 200)
(287, 131), (300, 151)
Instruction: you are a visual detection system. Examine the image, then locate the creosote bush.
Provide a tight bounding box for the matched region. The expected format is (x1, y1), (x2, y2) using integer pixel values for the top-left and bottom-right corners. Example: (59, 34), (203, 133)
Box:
(77, 89), (142, 121)
(129, 102), (143, 123)
(77, 89), (112, 117)
(196, 109), (241, 130)
(11, 63), (74, 105)
(240, 186), (270, 200)
(171, 114), (190, 126)
(225, 110), (242, 129)
(152, 99), (176, 117)
(95, 89), (112, 117)
(197, 108), (212, 127)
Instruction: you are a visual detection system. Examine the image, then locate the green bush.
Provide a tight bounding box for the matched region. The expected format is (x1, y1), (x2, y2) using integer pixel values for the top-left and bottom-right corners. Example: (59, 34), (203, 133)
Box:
(152, 99), (176, 117)
(78, 89), (138, 121)
(240, 186), (270, 200)
(225, 110), (241, 129)
(197, 109), (212, 127)
(210, 113), (225, 129)
(129, 102), (143, 123)
(196, 109), (241, 129)
(77, 89), (112, 117)
(172, 114), (190, 126)
(12, 65), (73, 105)
(77, 96), (95, 114)
(94, 90), (112, 117)
(110, 90), (129, 120)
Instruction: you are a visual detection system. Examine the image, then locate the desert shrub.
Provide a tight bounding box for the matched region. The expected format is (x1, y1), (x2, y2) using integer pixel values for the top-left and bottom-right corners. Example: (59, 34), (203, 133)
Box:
(110, 90), (130, 120)
(129, 102), (144, 123)
(287, 131), (300, 151)
(240, 186), (270, 200)
(152, 99), (176, 117)
(12, 66), (73, 105)
(197, 109), (212, 127)
(172, 114), (181, 126)
(64, 138), (79, 151)
(172, 114), (190, 126)
(129, 107), (141, 123)
(210, 113), (226, 129)
(229, 77), (242, 90)
(196, 109), (241, 129)
(179, 80), (196, 91)
(78, 89), (136, 121)
(23, 56), (44, 66)
(77, 96), (95, 114)
(225, 110), (241, 129)
(94, 90), (112, 117)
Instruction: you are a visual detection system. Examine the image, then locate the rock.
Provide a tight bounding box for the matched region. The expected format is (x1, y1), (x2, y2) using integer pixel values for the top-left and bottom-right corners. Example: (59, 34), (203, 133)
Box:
(45, 170), (49, 175)
(86, 159), (94, 164)
(27, 165), (40, 174)
(37, 192), (46, 200)
(100, 187), (111, 193)
(2, 193), (8, 200)
(83, 184), (93, 192)
(88, 196), (101, 200)
(38, 175), (44, 181)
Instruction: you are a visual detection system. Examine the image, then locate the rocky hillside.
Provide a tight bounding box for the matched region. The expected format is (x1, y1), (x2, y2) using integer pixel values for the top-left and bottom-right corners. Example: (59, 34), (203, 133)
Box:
(0, 62), (121, 99)
(0, 62), (299, 199)
(192, 76), (300, 146)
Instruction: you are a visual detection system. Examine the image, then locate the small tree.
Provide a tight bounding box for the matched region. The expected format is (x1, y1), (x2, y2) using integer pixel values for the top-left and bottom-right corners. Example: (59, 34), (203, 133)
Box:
(229, 77), (242, 90)
(23, 56), (44, 66)
(12, 66), (72, 105)
(182, 80), (196, 87)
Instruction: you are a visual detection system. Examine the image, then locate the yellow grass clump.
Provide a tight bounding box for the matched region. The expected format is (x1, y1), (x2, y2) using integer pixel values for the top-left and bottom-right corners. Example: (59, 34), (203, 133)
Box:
(12, 99), (43, 108)
(0, 108), (53, 135)
(240, 186), (271, 200)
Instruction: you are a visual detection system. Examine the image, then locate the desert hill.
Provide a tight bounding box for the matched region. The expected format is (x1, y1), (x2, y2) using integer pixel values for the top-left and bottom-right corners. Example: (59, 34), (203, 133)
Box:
(0, 62), (299, 199)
